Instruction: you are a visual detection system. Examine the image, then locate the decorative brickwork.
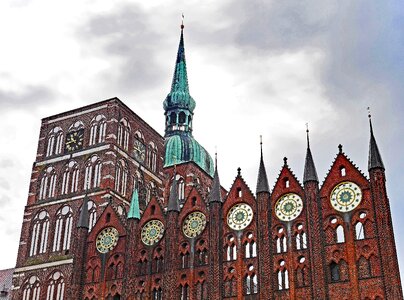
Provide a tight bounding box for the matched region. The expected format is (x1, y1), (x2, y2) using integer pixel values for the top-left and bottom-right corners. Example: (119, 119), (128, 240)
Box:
(10, 27), (402, 300)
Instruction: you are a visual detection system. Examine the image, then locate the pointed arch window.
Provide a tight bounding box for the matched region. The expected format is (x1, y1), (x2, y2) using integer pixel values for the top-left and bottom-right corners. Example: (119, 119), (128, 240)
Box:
(61, 161), (80, 195)
(115, 160), (128, 196)
(275, 227), (287, 253)
(358, 256), (372, 279)
(277, 260), (289, 290)
(224, 277), (237, 297)
(296, 256), (309, 287)
(152, 248), (164, 274)
(181, 252), (190, 269)
(22, 275), (41, 300)
(196, 280), (208, 300)
(225, 244), (237, 261)
(330, 261), (340, 282)
(152, 287), (162, 300)
(46, 127), (64, 157)
(39, 167), (57, 200)
(180, 284), (189, 300)
(196, 248), (208, 266)
(177, 177), (185, 202)
(79, 200), (97, 231)
(46, 271), (65, 300)
(245, 273), (258, 295)
(30, 210), (50, 256)
(84, 156), (102, 190)
(52, 206), (73, 252)
(244, 233), (257, 258)
(355, 222), (365, 240)
(117, 118), (131, 151)
(89, 114), (107, 146)
(336, 225), (345, 243)
(295, 224), (307, 250)
(146, 142), (158, 172)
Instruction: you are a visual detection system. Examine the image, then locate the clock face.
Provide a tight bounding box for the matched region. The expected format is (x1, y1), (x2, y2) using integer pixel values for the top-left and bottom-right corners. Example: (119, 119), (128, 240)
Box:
(65, 129), (84, 152)
(96, 227), (119, 254)
(227, 203), (253, 231)
(331, 181), (362, 212)
(275, 193), (303, 222)
(183, 211), (206, 238)
(133, 139), (146, 162)
(141, 220), (165, 246)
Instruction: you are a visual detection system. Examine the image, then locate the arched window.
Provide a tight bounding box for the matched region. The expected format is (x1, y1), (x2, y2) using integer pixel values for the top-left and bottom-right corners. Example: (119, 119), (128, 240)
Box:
(84, 156), (102, 190)
(115, 160), (128, 196)
(196, 248), (208, 266)
(52, 206), (73, 252)
(30, 210), (50, 256)
(178, 177), (185, 202)
(336, 225), (345, 243)
(275, 227), (287, 253)
(61, 161), (79, 195)
(244, 233), (257, 258)
(46, 271), (65, 300)
(225, 244), (237, 261)
(146, 142), (158, 172)
(137, 258), (148, 276)
(46, 127), (64, 157)
(358, 256), (371, 279)
(39, 167), (57, 200)
(180, 284), (189, 300)
(296, 256), (309, 287)
(330, 261), (340, 282)
(180, 252), (190, 269)
(295, 224), (307, 250)
(178, 111), (186, 124)
(152, 287), (162, 300)
(80, 200), (97, 231)
(22, 275), (41, 300)
(224, 277), (237, 297)
(196, 281), (208, 300)
(169, 112), (177, 125)
(89, 115), (107, 146)
(117, 118), (130, 151)
(152, 248), (164, 274)
(245, 273), (258, 295)
(355, 222), (365, 240)
(277, 269), (289, 290)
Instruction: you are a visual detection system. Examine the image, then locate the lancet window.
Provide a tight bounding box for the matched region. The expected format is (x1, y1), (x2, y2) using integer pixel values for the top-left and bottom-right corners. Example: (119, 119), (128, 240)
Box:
(39, 166), (57, 200)
(52, 206), (73, 252)
(61, 161), (79, 194)
(84, 155), (102, 190)
(30, 210), (50, 256)
(117, 118), (130, 151)
(22, 275), (41, 300)
(89, 114), (107, 145)
(45, 271), (65, 300)
(46, 127), (63, 157)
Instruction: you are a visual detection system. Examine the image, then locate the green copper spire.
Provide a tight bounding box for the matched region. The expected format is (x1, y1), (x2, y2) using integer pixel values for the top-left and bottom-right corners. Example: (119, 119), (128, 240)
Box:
(128, 188), (140, 220)
(163, 24), (196, 136)
(163, 22), (215, 177)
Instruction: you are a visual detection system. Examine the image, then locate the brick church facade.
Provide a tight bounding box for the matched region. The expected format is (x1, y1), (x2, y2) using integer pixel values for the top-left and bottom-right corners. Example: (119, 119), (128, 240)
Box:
(10, 25), (403, 300)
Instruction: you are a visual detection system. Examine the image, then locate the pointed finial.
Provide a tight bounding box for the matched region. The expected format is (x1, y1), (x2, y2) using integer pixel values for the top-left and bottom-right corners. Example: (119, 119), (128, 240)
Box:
(128, 188), (140, 220)
(237, 167), (241, 176)
(77, 195), (89, 229)
(181, 13), (184, 29)
(283, 157), (288, 166)
(215, 148), (218, 167)
(306, 123), (310, 148)
(338, 144), (343, 153)
(256, 136), (270, 194)
(367, 110), (385, 171)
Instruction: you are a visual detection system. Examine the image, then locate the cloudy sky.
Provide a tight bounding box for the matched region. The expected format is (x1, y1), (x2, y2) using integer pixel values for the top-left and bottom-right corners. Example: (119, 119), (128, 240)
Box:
(0, 0), (403, 280)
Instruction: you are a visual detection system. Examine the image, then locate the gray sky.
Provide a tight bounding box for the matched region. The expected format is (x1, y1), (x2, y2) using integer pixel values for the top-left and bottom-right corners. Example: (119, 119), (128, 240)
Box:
(0, 0), (403, 282)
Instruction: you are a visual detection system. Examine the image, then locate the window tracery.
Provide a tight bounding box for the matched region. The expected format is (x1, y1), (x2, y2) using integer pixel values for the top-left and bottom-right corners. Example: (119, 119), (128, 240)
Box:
(46, 127), (63, 157)
(22, 275), (41, 300)
(45, 271), (65, 300)
(117, 118), (130, 151)
(89, 114), (107, 145)
(39, 166), (57, 200)
(30, 210), (50, 256)
(52, 205), (73, 252)
(84, 156), (102, 190)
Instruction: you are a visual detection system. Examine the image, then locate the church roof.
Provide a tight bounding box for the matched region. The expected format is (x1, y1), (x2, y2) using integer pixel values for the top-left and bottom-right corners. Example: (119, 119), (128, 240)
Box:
(77, 195), (89, 229)
(256, 142), (270, 193)
(164, 134), (214, 176)
(303, 129), (318, 183)
(128, 188), (140, 220)
(368, 116), (385, 171)
(163, 26), (196, 113)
